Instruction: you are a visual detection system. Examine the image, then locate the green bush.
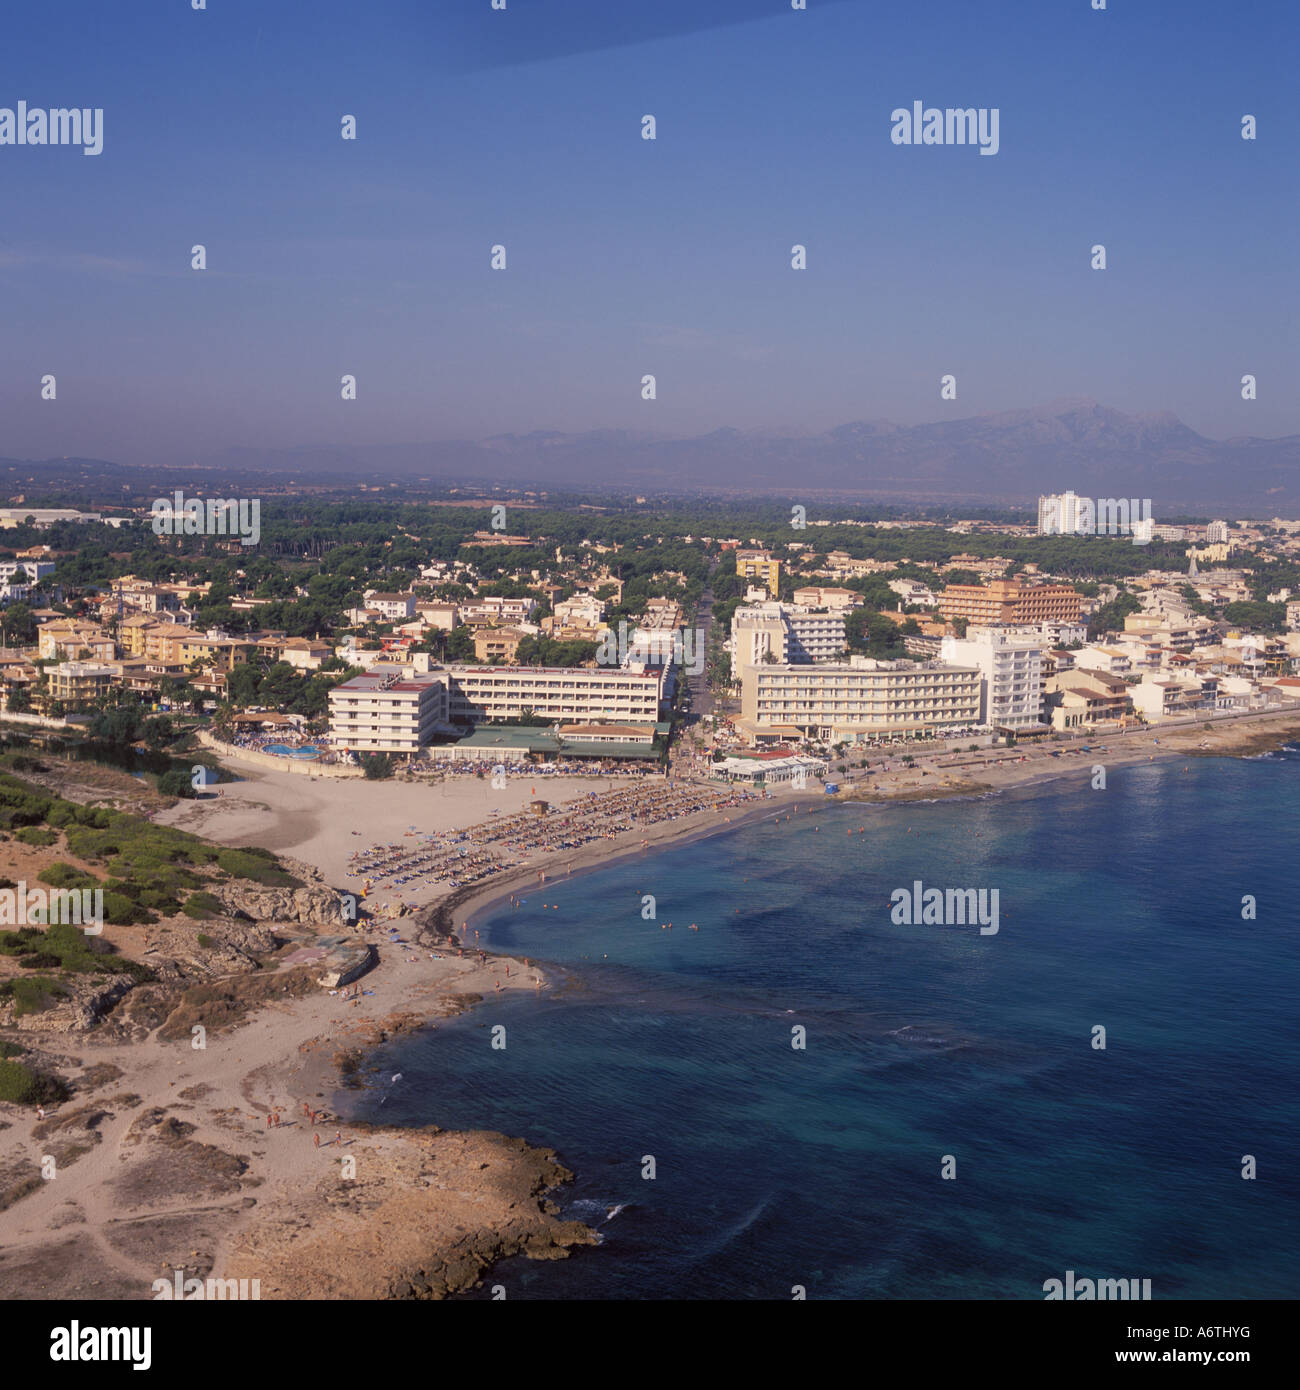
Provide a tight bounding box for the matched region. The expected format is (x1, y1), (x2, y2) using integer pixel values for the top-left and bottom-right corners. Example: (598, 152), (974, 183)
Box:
(0, 1058), (43, 1102)
(196, 933), (214, 948)
(216, 848), (294, 886)
(157, 768), (198, 798)
(37, 863), (98, 892)
(0, 923), (151, 981)
(18, 952), (62, 969)
(0, 928), (41, 955)
(183, 892), (222, 920)
(102, 891), (147, 925)
(0, 1057), (70, 1103)
(361, 753), (393, 780)
(14, 827), (57, 847)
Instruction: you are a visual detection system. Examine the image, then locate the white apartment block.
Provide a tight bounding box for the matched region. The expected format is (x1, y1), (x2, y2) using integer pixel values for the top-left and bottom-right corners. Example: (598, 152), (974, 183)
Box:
(887, 578), (938, 608)
(460, 595), (536, 625)
(1129, 673), (1215, 723)
(731, 602), (846, 669)
(1037, 492), (1090, 535)
(1039, 493), (1156, 539)
(328, 669), (447, 753)
(0, 560), (55, 584)
(445, 665), (661, 725)
(1206, 520), (1230, 544)
(1074, 645), (1134, 676)
(1017, 619), (1087, 648)
(740, 657), (981, 741)
(555, 595), (605, 627)
(940, 627), (1045, 731)
(363, 591), (416, 620)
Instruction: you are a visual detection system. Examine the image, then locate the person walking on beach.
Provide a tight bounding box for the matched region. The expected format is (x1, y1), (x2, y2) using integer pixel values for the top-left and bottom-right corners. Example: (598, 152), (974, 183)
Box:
(313, 1132), (320, 1149)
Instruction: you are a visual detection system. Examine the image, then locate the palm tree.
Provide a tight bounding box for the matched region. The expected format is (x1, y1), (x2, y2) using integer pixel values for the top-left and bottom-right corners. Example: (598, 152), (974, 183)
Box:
(212, 702), (235, 742)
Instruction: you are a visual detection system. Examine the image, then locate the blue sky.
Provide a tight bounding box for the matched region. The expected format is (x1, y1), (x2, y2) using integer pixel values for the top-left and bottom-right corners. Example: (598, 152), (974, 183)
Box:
(0, 0), (1295, 467)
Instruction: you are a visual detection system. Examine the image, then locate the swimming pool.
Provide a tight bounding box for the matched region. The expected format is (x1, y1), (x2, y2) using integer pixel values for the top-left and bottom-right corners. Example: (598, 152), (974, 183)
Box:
(265, 744), (322, 760)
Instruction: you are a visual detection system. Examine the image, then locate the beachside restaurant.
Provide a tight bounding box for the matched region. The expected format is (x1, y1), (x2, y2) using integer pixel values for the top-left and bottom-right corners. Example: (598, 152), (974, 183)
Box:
(426, 721), (667, 765)
(711, 753), (828, 786)
(229, 711), (299, 732)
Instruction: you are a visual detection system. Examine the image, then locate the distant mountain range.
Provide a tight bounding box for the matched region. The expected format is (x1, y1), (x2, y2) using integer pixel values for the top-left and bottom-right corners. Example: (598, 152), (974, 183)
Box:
(8, 400), (1300, 514)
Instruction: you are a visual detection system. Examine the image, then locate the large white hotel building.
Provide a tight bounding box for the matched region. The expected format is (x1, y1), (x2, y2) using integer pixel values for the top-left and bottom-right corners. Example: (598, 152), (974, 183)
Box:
(940, 626), (1046, 731)
(328, 664), (663, 753)
(738, 657), (981, 743)
(327, 669), (446, 754)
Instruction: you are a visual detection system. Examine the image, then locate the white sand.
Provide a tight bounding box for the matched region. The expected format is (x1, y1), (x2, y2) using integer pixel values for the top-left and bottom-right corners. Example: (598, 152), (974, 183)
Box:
(154, 767), (637, 906)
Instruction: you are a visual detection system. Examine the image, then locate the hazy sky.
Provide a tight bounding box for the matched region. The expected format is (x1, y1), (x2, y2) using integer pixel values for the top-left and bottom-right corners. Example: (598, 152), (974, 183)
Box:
(1, 0), (1295, 466)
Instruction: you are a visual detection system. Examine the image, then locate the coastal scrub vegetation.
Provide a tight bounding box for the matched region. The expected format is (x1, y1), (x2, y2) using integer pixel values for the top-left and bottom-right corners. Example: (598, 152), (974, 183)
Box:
(0, 1056), (68, 1104)
(0, 770), (298, 929)
(0, 923), (153, 983)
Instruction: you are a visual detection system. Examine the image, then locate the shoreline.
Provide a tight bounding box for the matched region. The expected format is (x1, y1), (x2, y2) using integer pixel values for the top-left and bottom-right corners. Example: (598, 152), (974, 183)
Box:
(417, 793), (804, 947)
(3, 706), (1297, 1299)
(436, 708), (1300, 949)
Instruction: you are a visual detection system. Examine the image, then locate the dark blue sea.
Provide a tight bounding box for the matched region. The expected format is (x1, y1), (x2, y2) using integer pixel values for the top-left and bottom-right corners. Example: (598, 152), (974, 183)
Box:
(339, 750), (1300, 1299)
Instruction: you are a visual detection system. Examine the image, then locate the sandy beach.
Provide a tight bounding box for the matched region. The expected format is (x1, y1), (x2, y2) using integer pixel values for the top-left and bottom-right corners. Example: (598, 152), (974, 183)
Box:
(154, 771), (640, 911)
(156, 706), (1300, 938)
(3, 705), (1299, 1298)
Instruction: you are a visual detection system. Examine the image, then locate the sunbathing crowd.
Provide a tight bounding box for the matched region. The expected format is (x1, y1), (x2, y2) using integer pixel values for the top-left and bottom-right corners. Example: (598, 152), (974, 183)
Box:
(344, 781), (765, 907)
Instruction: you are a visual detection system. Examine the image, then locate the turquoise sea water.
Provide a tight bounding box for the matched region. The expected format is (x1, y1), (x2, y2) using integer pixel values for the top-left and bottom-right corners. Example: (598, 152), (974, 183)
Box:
(340, 751), (1300, 1299)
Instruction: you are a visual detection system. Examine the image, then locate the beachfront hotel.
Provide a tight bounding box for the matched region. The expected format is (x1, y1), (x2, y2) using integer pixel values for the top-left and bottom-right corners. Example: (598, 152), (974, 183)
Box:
(444, 664), (662, 725)
(328, 663), (663, 751)
(738, 657), (981, 742)
(937, 579), (1084, 627)
(939, 626), (1047, 731)
(327, 669), (447, 753)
